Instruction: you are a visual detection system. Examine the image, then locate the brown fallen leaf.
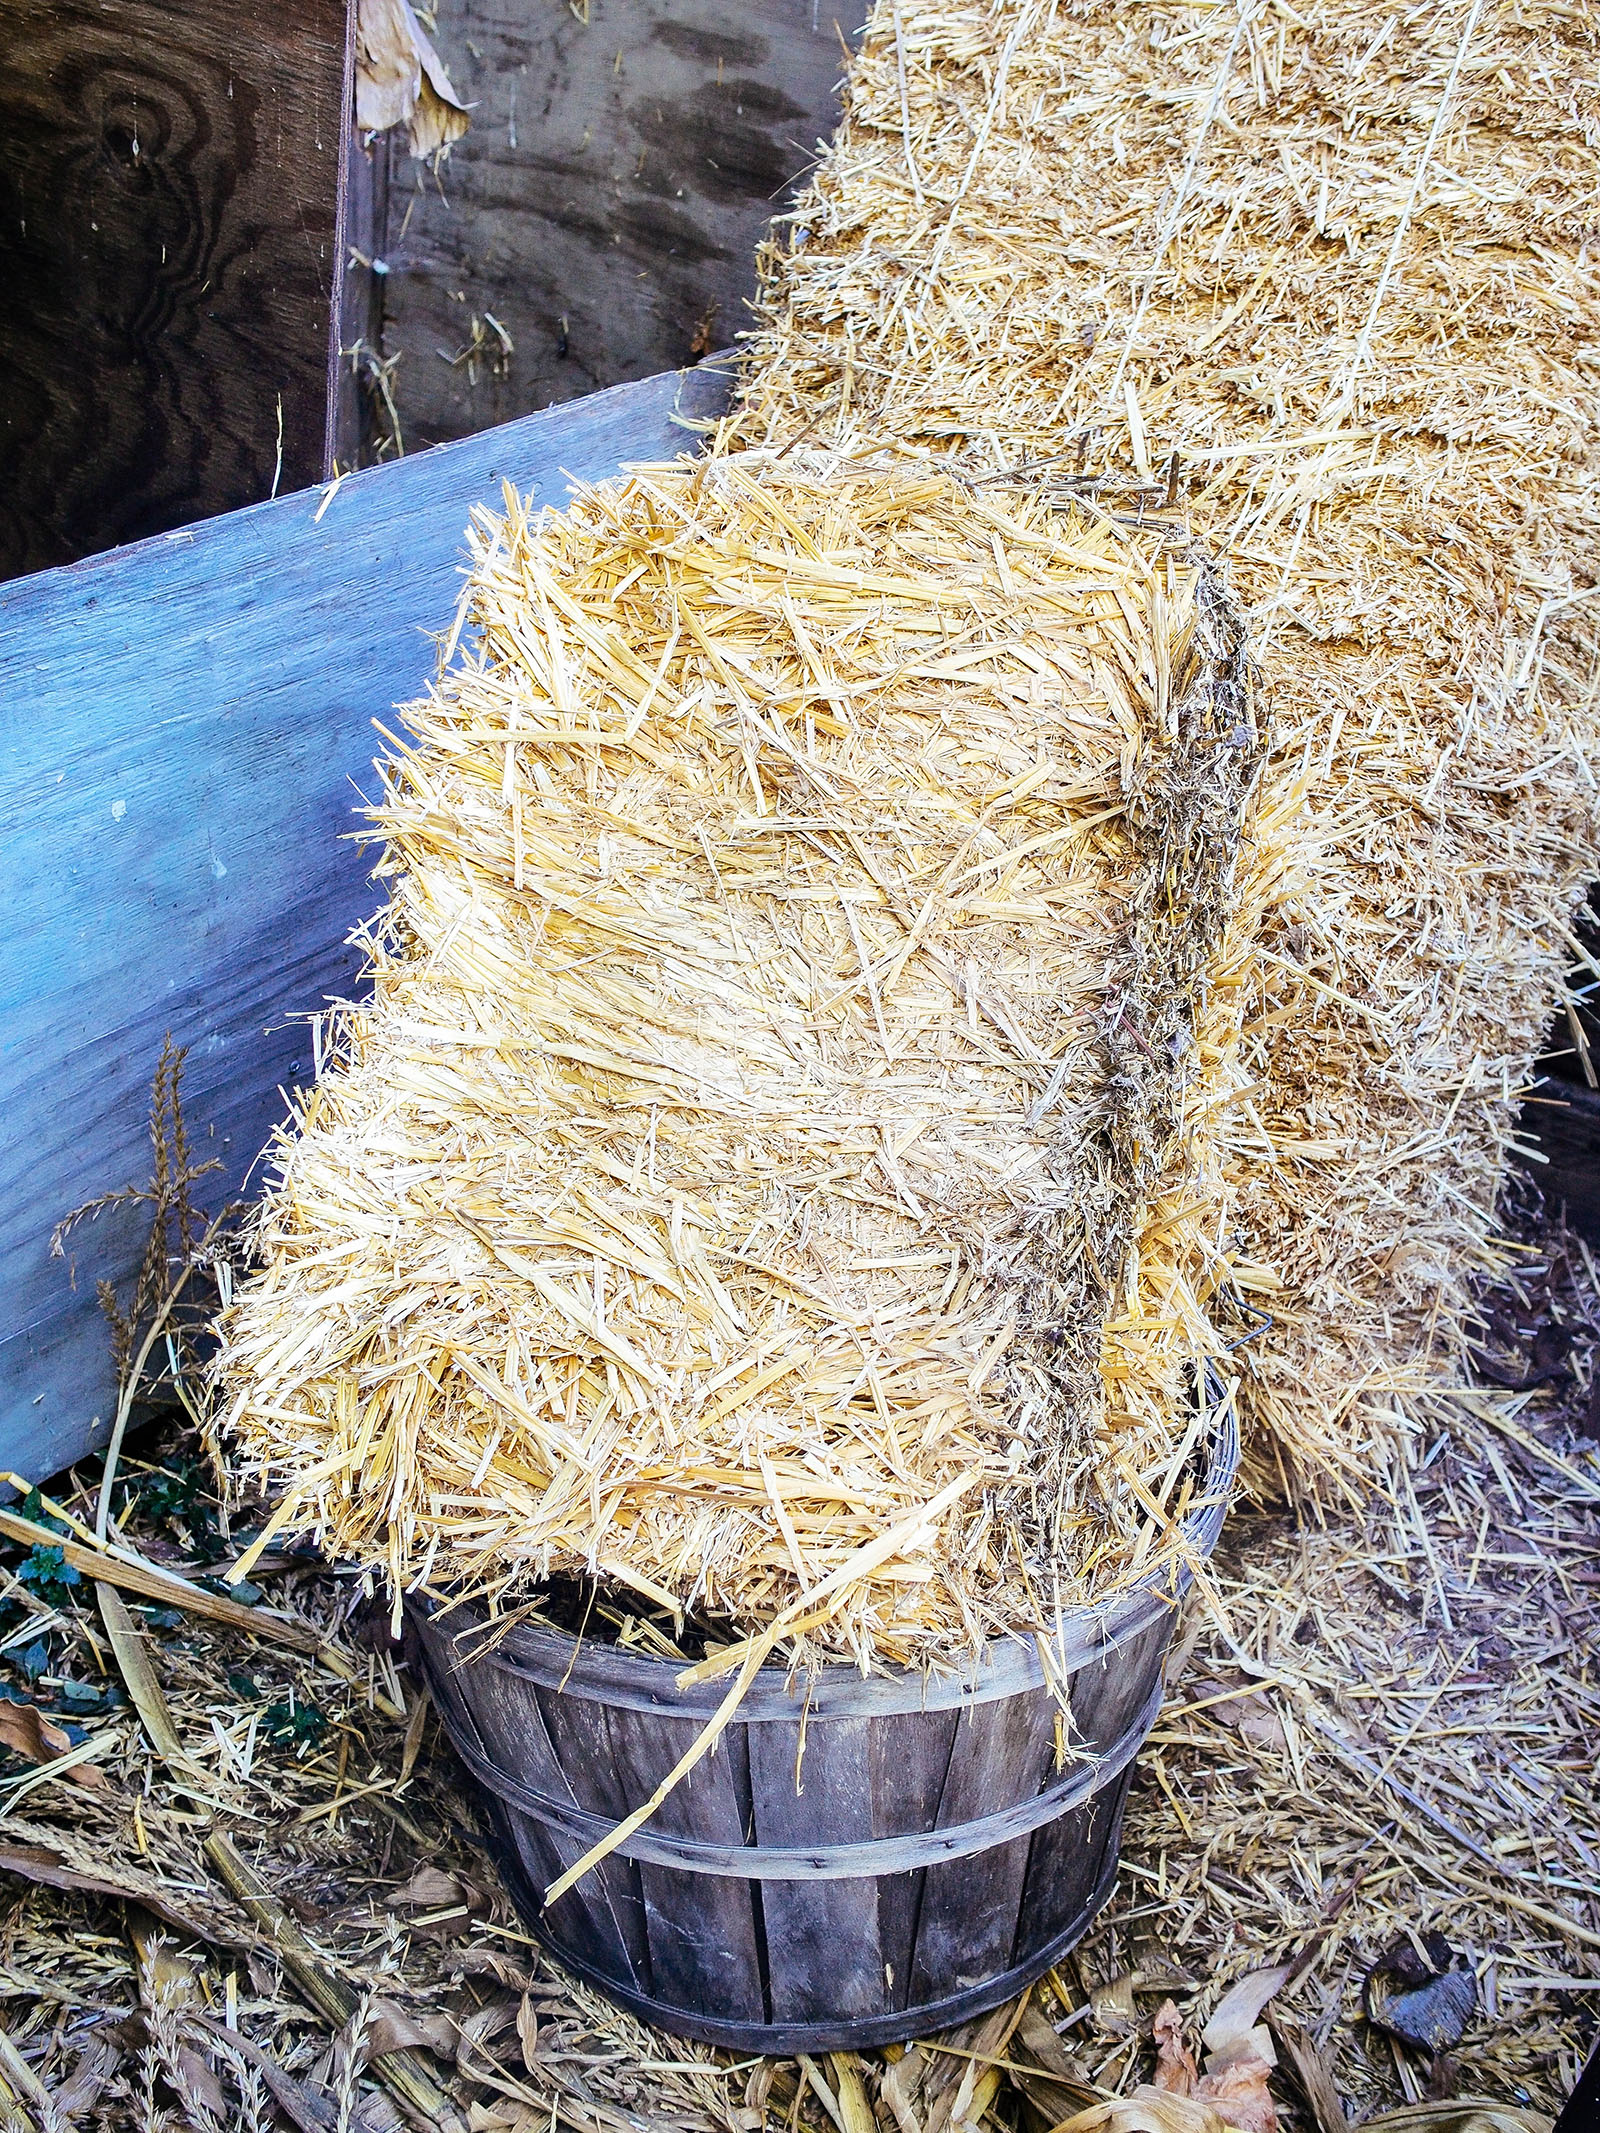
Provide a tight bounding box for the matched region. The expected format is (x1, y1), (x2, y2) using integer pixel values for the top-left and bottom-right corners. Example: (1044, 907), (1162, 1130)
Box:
(1202, 1967), (1292, 2065)
(48, 2033), (122, 2125)
(1195, 2056), (1278, 2133)
(1148, 1999), (1273, 2133)
(454, 1998), (520, 2072)
(354, 0), (470, 158)
(1012, 1997), (1099, 2122)
(1153, 2001), (1199, 2096)
(0, 1701), (111, 1791)
(385, 1864), (472, 1911)
(516, 1993), (539, 2076)
(1271, 2019), (1346, 2133)
(455, 1945), (538, 1994)
(1092, 1973), (1139, 2038)
(384, 1863), (487, 1940)
(193, 2016), (337, 2133)
(1236, 1708), (1288, 1754)
(365, 1996), (456, 2060)
(1356, 2109), (1551, 2133)
(1057, 2084), (1233, 2133)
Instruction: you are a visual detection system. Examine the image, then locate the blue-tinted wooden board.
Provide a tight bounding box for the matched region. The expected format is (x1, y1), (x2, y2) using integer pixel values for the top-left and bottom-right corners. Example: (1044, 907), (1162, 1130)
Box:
(0, 360), (734, 1483)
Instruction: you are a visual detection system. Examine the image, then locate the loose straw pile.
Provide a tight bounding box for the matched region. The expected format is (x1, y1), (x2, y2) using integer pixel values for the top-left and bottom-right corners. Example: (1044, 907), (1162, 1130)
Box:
(217, 462), (1257, 1661)
(727, 0), (1600, 1490)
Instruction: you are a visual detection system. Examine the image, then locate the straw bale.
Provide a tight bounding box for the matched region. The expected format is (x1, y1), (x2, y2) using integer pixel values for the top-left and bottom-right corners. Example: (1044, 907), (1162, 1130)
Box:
(728, 0), (1600, 1492)
(216, 461), (1258, 1656)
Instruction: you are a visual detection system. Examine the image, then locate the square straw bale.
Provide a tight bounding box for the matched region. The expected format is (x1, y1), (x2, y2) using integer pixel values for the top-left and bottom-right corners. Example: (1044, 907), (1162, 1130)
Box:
(217, 458), (1259, 1665)
(730, 0), (1600, 1495)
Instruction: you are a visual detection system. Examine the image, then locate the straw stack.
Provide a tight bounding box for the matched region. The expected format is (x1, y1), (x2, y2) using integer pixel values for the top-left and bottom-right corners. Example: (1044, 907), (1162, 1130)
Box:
(216, 462), (1258, 1658)
(727, 0), (1600, 1489)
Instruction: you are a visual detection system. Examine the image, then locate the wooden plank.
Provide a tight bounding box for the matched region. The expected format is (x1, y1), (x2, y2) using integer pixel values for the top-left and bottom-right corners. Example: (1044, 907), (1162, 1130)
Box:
(749, 1717), (886, 2024)
(869, 1707), (959, 2013)
(907, 1689), (1059, 2004)
(373, 0), (856, 449)
(413, 1624), (644, 1987)
(478, 1615), (1055, 1717)
(0, 0), (353, 581)
(0, 358), (734, 1485)
(532, 1689), (654, 1987)
(599, 1703), (765, 2026)
(476, 1789), (638, 1991)
(1010, 1764), (1134, 1969)
(1065, 1616), (1172, 1757)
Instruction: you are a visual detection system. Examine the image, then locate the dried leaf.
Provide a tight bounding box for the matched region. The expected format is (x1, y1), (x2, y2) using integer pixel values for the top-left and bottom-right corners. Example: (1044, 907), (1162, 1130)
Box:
(1358, 2111), (1551, 2133)
(1236, 1708), (1287, 1754)
(516, 1993), (539, 2075)
(1092, 1973), (1139, 2038)
(0, 1702), (110, 1791)
(453, 1946), (539, 1993)
(49, 2034), (121, 2125)
(354, 0), (469, 158)
(385, 1865), (470, 1911)
(1195, 2056), (1278, 2133)
(1058, 2086), (1233, 2133)
(1271, 2020), (1346, 2133)
(1153, 2001), (1199, 2097)
(1202, 1968), (1293, 2062)
(195, 2018), (337, 2133)
(455, 1998), (519, 2070)
(365, 1997), (455, 2059)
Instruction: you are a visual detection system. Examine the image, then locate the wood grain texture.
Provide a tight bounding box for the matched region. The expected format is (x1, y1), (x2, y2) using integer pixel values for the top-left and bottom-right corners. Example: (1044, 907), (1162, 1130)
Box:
(407, 1574), (1190, 2048)
(1010, 1764), (1134, 1968)
(412, 1618), (649, 1984)
(0, 0), (354, 580)
(1066, 1616), (1173, 1756)
(907, 1691), (1062, 2003)
(372, 0), (858, 449)
(750, 1717), (883, 2022)
(599, 1702), (765, 2023)
(0, 359), (735, 1486)
(870, 1708), (958, 2009)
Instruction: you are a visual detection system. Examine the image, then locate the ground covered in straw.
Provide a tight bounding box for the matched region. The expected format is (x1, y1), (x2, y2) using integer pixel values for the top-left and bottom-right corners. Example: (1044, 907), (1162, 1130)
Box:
(4, 1192), (1594, 2128)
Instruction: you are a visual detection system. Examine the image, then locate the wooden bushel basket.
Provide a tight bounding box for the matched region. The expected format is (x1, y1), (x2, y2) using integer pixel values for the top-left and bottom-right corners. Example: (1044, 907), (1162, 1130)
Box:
(411, 1376), (1236, 2052)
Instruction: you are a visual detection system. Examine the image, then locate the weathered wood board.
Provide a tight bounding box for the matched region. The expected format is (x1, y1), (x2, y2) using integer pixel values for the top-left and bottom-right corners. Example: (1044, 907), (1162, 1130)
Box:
(0, 359), (734, 1483)
(371, 0), (858, 450)
(0, 0), (353, 581)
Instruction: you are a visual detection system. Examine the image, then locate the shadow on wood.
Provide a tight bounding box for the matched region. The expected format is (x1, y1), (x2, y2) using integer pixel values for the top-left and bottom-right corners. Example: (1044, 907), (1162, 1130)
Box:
(371, 0), (858, 449)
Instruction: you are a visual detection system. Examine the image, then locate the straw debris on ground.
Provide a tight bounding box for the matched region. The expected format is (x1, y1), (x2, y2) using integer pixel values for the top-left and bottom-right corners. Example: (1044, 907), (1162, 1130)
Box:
(1, 1185), (1595, 2125)
(10, 0), (1600, 2117)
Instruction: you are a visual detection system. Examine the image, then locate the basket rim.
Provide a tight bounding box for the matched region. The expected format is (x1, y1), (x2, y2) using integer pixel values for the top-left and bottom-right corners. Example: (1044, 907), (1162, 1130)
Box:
(410, 1365), (1238, 1721)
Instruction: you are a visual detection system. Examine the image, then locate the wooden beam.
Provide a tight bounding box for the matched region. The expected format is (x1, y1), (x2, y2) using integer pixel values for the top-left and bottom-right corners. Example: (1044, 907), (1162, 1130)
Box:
(0, 359), (734, 1482)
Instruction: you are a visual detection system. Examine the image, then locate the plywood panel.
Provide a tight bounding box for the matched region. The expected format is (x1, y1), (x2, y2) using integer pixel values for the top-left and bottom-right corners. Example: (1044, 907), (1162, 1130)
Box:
(0, 359), (733, 1483)
(374, 0), (859, 448)
(0, 0), (354, 579)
